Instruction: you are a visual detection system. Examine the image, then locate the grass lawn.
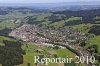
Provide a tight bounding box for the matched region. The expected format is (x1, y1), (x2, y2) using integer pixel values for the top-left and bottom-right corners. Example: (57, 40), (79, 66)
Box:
(21, 43), (78, 66)
(0, 36), (16, 46)
(86, 35), (100, 53)
(0, 20), (16, 30)
(66, 24), (92, 33)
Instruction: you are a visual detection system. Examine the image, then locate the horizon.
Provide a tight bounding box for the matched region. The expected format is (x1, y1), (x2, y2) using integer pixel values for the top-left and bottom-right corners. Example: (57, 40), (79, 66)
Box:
(0, 0), (100, 3)
(0, 0), (100, 7)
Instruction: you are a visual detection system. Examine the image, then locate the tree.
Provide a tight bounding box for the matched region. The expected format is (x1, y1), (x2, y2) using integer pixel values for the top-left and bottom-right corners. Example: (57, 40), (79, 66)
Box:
(0, 40), (25, 66)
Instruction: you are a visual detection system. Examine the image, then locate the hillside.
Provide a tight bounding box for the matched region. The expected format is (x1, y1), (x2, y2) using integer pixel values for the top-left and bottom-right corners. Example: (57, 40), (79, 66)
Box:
(21, 9), (100, 65)
(0, 7), (100, 66)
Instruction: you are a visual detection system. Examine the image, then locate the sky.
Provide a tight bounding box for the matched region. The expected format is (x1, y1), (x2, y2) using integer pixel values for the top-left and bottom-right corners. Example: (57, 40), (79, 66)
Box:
(0, 0), (99, 3)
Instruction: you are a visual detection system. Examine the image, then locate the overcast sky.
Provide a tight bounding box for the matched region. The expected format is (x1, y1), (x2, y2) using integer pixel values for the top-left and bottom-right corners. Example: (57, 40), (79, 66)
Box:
(0, 0), (99, 3)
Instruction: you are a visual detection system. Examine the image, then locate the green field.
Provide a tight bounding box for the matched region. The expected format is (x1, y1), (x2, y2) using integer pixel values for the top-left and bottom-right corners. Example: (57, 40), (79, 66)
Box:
(0, 20), (16, 30)
(86, 35), (100, 53)
(20, 44), (77, 66)
(0, 36), (16, 46)
(49, 17), (82, 28)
